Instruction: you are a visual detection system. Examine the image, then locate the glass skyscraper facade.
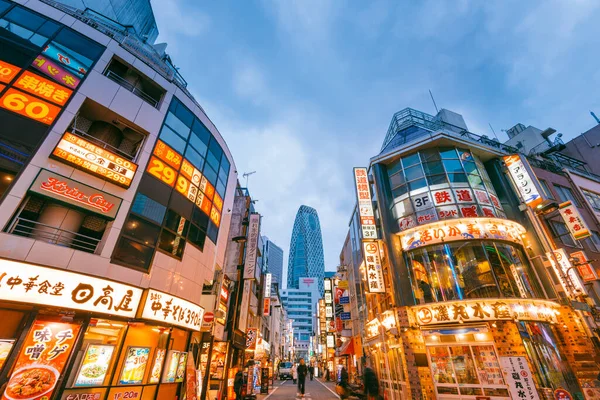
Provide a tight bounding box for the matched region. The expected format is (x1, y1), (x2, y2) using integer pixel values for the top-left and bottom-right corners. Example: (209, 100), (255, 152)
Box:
(287, 205), (325, 295)
(262, 236), (284, 286)
(54, 0), (159, 43)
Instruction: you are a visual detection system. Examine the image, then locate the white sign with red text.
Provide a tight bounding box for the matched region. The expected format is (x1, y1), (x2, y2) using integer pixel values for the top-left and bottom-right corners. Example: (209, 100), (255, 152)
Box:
(558, 201), (591, 240)
(363, 241), (386, 293)
(353, 168), (377, 239)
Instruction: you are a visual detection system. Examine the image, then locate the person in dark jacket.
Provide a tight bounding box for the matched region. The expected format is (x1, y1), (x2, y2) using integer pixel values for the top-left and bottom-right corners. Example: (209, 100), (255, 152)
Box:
(340, 367), (349, 388)
(234, 371), (244, 400)
(297, 358), (309, 397)
(363, 367), (380, 400)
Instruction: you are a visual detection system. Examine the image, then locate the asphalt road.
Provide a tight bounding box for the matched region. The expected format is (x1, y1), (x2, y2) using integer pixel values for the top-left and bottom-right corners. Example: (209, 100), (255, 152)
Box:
(264, 379), (340, 400)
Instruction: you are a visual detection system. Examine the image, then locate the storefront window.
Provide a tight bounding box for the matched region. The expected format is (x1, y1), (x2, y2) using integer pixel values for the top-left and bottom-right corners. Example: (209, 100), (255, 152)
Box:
(0, 309), (26, 372)
(406, 241), (542, 304)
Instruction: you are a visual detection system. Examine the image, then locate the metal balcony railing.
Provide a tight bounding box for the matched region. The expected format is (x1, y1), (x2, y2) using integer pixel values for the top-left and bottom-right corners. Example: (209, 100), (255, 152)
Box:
(104, 70), (160, 108)
(69, 127), (140, 162)
(8, 217), (101, 253)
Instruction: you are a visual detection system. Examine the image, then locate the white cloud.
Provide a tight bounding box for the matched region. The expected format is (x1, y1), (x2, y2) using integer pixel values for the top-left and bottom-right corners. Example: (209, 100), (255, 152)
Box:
(152, 0), (211, 45)
(231, 60), (271, 106)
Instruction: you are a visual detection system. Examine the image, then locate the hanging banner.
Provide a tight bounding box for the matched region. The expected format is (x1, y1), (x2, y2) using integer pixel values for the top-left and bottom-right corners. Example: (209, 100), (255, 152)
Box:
(547, 249), (587, 299)
(246, 328), (258, 350)
(139, 289), (204, 331)
(238, 280), (251, 332)
(264, 273), (272, 298)
(570, 251), (597, 282)
(353, 167), (377, 239)
(499, 356), (540, 400)
(262, 298), (270, 316)
(243, 214), (261, 280)
(2, 320), (81, 400)
(363, 241), (386, 293)
(503, 154), (545, 208)
(558, 201), (591, 240)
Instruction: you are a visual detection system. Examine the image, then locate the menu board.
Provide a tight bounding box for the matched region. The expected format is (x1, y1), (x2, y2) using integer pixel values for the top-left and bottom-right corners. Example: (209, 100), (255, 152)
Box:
(149, 349), (166, 384)
(119, 347), (150, 385)
(147, 140), (222, 228)
(2, 320), (81, 400)
(175, 352), (188, 383)
(75, 344), (115, 386)
(162, 350), (180, 383)
(0, 340), (15, 369)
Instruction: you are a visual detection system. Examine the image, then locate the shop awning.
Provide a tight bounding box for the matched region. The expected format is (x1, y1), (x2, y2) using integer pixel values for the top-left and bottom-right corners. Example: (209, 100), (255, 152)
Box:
(339, 339), (354, 356)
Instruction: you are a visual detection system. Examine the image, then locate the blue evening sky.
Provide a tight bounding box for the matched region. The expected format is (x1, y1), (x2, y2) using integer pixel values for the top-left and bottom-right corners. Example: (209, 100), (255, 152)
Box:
(152, 0), (600, 280)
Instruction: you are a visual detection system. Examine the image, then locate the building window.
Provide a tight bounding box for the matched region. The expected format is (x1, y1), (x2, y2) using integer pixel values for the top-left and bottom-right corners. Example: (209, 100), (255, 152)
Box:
(550, 220), (579, 248)
(591, 231), (600, 251)
(539, 179), (554, 199)
(582, 189), (600, 212)
(553, 185), (580, 207)
(104, 58), (166, 108)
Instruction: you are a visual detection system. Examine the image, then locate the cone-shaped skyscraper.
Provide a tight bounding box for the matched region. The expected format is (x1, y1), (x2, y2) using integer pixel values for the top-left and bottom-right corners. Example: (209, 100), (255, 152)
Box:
(287, 205), (325, 295)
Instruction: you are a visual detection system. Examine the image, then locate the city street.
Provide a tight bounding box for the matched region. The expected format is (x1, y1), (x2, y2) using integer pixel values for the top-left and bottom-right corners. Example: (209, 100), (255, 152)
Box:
(263, 379), (340, 400)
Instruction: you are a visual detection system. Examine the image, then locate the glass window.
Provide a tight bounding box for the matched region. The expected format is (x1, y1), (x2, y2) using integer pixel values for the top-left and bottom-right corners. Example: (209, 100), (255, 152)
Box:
(52, 28), (103, 68)
(216, 179), (226, 198)
(189, 133), (208, 158)
(173, 101), (194, 128)
(218, 167), (228, 184)
(386, 159), (403, 176)
(420, 149), (440, 161)
(409, 178), (427, 191)
(424, 161), (444, 176)
(112, 237), (154, 270)
(440, 148), (458, 159)
(462, 161), (478, 175)
(401, 153), (420, 168)
(389, 172), (405, 188)
(158, 229), (185, 258)
(392, 185), (408, 199)
(131, 193), (166, 224)
(188, 223), (206, 250)
(443, 159), (463, 174)
(185, 146), (205, 170)
(4, 7), (45, 31)
(583, 189), (600, 211)
(553, 185), (580, 207)
(208, 138), (223, 162)
(207, 221), (218, 243)
(591, 231), (600, 248)
(159, 125), (187, 154)
(203, 165), (218, 185)
(38, 20), (60, 37)
(448, 173), (468, 184)
(468, 174), (484, 188)
(220, 155), (231, 175)
(163, 209), (189, 236)
(0, 0), (11, 15)
(206, 150), (220, 171)
(539, 180), (554, 199)
(427, 174), (448, 186)
(122, 215), (161, 245)
(165, 112), (190, 140)
(550, 221), (578, 247)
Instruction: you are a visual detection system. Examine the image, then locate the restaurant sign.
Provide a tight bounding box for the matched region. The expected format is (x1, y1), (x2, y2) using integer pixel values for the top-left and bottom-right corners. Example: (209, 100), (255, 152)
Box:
(547, 249), (587, 299)
(558, 201), (591, 240)
(363, 241), (386, 293)
(399, 217), (526, 251)
(499, 356), (540, 400)
(353, 167), (377, 240)
(52, 132), (138, 188)
(411, 299), (560, 327)
(503, 154), (544, 208)
(243, 214), (261, 280)
(139, 289), (204, 331)
(0, 259), (142, 318)
(30, 169), (122, 219)
(570, 251), (597, 282)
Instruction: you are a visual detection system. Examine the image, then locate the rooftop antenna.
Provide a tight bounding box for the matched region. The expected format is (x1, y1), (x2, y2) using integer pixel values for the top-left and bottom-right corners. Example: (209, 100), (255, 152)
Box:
(488, 123), (499, 141)
(591, 111), (600, 125)
(242, 171), (256, 188)
(429, 89), (439, 114)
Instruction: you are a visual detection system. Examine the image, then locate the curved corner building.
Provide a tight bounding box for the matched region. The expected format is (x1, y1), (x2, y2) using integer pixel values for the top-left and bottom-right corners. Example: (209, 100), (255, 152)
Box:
(0, 0), (236, 398)
(287, 205), (325, 295)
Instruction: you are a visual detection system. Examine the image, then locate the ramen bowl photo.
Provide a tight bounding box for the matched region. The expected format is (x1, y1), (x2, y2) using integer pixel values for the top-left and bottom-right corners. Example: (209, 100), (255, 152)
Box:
(4, 364), (60, 400)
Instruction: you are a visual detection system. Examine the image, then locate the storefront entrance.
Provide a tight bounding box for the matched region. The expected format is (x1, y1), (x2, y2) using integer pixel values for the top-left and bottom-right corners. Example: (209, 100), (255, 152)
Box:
(424, 326), (510, 400)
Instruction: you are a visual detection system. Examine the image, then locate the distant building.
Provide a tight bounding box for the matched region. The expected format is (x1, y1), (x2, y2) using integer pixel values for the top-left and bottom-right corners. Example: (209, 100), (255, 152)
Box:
(324, 271), (336, 279)
(287, 205), (325, 295)
(262, 236), (284, 286)
(281, 277), (320, 361)
(560, 124), (600, 176)
(53, 0), (159, 43)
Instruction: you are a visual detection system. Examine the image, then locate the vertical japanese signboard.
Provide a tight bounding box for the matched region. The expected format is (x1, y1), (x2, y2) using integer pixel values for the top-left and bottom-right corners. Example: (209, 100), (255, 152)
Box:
(499, 356), (540, 400)
(244, 214), (261, 280)
(238, 280), (251, 332)
(547, 249), (586, 299)
(324, 278), (334, 324)
(2, 320), (81, 400)
(353, 168), (377, 240)
(570, 251), (597, 282)
(363, 241), (386, 293)
(263, 273), (272, 316)
(503, 154), (544, 208)
(558, 201), (591, 240)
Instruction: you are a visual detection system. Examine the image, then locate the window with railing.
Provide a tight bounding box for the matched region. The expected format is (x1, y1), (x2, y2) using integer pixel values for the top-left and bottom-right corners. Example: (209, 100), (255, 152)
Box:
(104, 57), (165, 108)
(5, 194), (108, 253)
(582, 189), (600, 212)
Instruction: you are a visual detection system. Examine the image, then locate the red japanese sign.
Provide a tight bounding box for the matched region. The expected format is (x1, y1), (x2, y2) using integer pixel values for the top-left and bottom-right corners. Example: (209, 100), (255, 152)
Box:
(354, 167), (377, 239)
(31, 55), (81, 89)
(0, 58), (21, 84)
(558, 201), (591, 240)
(2, 320), (81, 400)
(432, 189), (454, 206)
(13, 70), (73, 106)
(153, 140), (182, 171)
(453, 188), (474, 203)
(570, 251), (597, 282)
(0, 87), (61, 125)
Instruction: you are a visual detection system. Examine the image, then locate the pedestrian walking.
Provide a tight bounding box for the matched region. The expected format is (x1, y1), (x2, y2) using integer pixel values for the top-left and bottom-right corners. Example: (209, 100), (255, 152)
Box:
(309, 364), (314, 381)
(363, 367), (380, 400)
(297, 358), (309, 397)
(292, 363), (298, 384)
(234, 371), (244, 400)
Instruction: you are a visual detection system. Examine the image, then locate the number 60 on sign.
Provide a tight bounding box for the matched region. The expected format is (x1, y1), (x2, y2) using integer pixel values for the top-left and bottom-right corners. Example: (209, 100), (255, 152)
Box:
(0, 88), (60, 125)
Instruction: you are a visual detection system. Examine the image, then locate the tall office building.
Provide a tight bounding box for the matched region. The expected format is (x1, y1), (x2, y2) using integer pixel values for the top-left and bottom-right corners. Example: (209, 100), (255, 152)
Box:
(281, 277), (320, 361)
(53, 0), (159, 43)
(287, 205), (325, 295)
(262, 236), (284, 286)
